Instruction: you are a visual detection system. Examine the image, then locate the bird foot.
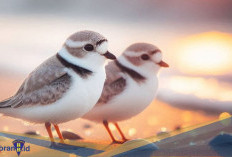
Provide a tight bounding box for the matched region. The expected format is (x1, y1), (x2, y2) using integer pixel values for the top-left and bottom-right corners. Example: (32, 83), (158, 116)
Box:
(49, 142), (57, 148)
(49, 141), (65, 148)
(111, 140), (125, 144)
(59, 139), (65, 144)
(122, 138), (130, 142)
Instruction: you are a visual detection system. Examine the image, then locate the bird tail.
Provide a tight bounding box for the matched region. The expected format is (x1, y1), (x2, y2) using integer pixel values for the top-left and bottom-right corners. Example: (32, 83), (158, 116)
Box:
(0, 98), (12, 108)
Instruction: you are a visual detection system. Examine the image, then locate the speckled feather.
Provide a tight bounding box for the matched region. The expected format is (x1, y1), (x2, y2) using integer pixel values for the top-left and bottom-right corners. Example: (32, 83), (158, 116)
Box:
(69, 30), (107, 43)
(97, 61), (126, 105)
(0, 56), (71, 108)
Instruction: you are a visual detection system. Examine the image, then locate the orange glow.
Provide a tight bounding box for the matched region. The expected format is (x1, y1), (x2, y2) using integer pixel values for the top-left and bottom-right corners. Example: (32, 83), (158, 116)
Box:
(174, 32), (232, 75)
(3, 126), (9, 131)
(181, 111), (193, 123)
(147, 116), (158, 126)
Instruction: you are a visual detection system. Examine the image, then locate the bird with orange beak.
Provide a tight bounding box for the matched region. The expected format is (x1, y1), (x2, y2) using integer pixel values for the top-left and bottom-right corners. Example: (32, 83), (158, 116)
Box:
(83, 43), (169, 143)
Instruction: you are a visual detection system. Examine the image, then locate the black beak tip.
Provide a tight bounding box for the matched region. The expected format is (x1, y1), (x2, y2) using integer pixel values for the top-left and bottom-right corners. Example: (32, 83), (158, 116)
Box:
(103, 51), (116, 60)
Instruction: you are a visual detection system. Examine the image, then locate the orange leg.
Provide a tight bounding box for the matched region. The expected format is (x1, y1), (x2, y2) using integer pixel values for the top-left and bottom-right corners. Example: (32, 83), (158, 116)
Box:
(103, 120), (123, 144)
(114, 122), (128, 142)
(45, 122), (54, 142)
(53, 124), (64, 143)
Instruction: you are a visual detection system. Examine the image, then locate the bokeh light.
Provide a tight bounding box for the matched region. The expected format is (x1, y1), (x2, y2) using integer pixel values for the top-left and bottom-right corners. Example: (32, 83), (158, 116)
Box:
(166, 76), (232, 101)
(128, 128), (137, 137)
(174, 32), (232, 75)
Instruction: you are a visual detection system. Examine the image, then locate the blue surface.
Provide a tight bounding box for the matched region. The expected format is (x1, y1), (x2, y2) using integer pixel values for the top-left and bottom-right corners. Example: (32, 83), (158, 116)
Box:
(209, 133), (232, 157)
(113, 143), (159, 157)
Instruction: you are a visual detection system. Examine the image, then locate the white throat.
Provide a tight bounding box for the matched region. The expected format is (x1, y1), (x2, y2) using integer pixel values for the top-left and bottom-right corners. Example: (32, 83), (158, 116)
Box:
(58, 47), (106, 72)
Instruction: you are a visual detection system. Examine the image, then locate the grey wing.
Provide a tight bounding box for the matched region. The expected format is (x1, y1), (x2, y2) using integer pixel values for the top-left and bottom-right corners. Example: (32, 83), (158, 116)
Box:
(0, 56), (71, 108)
(97, 61), (126, 105)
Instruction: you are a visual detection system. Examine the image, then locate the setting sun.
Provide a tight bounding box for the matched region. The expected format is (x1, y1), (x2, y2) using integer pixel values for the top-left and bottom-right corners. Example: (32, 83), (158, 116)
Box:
(174, 32), (232, 75)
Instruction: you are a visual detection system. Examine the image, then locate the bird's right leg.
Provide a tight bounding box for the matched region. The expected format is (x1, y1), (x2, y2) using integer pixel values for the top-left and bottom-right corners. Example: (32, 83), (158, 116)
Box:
(53, 124), (64, 143)
(114, 122), (128, 142)
(45, 122), (54, 142)
(103, 120), (123, 144)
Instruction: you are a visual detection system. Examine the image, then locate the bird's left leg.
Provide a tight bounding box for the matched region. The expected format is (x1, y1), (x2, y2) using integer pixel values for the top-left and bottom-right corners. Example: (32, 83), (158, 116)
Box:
(53, 124), (64, 143)
(103, 120), (123, 144)
(114, 122), (128, 142)
(45, 122), (54, 142)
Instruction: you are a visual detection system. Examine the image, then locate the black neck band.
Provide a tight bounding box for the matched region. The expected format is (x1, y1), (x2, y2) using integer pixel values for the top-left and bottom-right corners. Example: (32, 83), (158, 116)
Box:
(115, 60), (145, 82)
(56, 53), (93, 78)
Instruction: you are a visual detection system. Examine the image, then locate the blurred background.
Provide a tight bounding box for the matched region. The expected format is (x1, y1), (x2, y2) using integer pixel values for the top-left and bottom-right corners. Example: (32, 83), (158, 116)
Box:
(0, 0), (232, 141)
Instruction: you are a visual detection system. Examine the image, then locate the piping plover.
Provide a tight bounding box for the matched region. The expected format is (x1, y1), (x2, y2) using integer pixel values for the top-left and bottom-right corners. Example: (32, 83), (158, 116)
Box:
(83, 43), (168, 143)
(0, 30), (116, 143)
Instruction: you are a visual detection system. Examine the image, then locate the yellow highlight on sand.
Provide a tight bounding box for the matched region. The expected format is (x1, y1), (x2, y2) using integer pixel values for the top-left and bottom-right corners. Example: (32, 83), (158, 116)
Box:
(219, 112), (231, 126)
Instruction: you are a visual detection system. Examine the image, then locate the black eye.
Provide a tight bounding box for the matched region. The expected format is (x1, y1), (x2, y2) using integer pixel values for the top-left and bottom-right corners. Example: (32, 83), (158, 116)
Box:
(141, 54), (150, 60)
(84, 44), (94, 51)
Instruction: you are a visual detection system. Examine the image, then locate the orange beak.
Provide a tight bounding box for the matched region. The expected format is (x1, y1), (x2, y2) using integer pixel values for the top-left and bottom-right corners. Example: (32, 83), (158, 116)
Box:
(158, 61), (169, 68)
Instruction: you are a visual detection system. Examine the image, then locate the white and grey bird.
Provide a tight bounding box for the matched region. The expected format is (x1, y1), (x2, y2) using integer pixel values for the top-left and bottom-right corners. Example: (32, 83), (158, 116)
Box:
(0, 30), (116, 143)
(83, 43), (169, 143)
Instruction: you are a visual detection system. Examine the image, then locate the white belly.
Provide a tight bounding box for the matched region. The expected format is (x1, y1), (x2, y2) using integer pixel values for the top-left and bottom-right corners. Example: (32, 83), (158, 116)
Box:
(83, 76), (158, 122)
(2, 68), (106, 124)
